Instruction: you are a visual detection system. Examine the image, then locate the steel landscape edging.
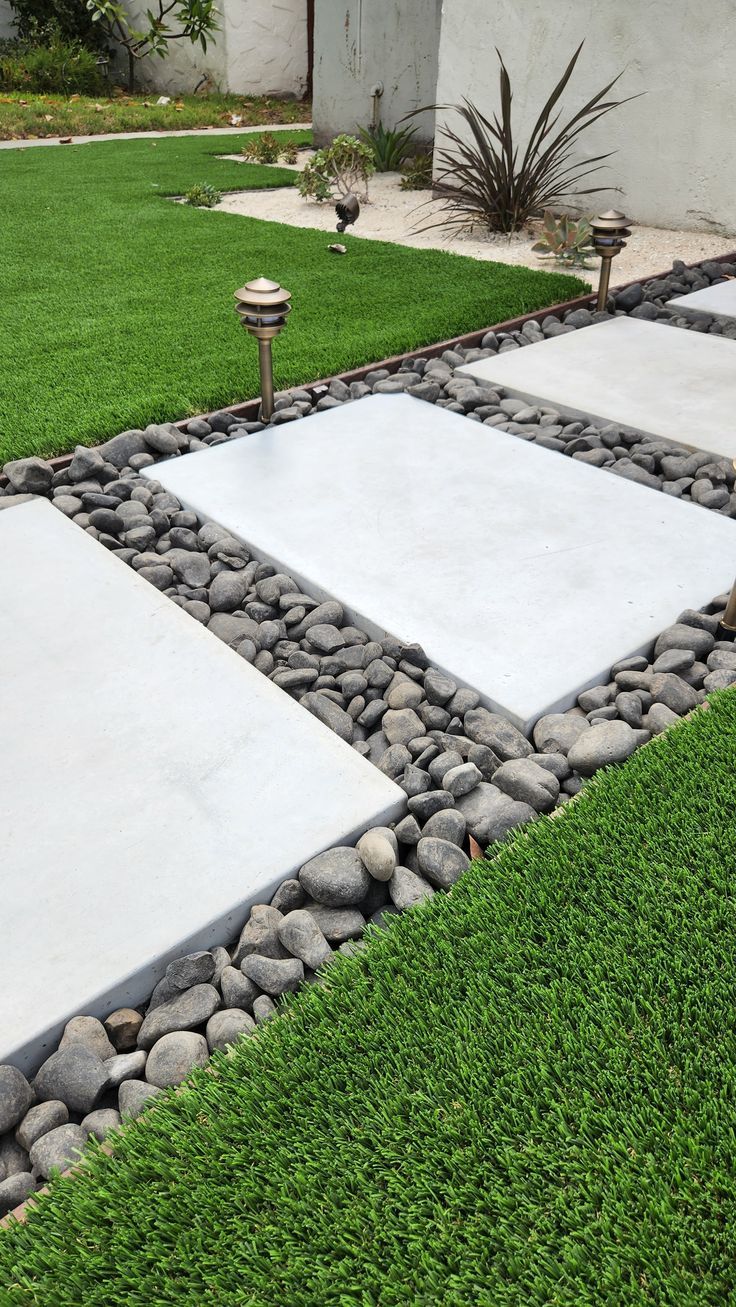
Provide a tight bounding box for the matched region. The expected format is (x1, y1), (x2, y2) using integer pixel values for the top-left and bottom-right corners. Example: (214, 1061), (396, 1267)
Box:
(2, 250), (735, 487)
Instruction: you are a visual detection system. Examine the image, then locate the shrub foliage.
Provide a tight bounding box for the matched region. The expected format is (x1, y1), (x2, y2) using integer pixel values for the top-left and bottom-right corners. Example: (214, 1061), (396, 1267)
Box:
(0, 31), (102, 92)
(9, 0), (104, 49)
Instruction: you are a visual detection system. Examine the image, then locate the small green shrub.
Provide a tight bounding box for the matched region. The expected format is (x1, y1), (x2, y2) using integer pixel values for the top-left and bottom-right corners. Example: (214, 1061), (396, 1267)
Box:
(400, 151), (433, 191)
(297, 133), (375, 203)
(358, 120), (418, 171)
(240, 131), (282, 164)
(240, 133), (301, 166)
(183, 181), (221, 207)
(532, 210), (596, 268)
(0, 31), (103, 92)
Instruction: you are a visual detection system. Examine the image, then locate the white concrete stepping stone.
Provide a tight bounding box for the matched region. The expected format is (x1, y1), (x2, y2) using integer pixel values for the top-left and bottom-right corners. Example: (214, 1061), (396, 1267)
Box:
(0, 500), (402, 1074)
(147, 393), (736, 731)
(456, 316), (736, 462)
(667, 279), (736, 323)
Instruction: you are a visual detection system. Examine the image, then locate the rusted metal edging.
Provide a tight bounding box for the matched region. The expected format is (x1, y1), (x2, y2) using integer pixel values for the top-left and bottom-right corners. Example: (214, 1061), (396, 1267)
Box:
(4, 250), (735, 486)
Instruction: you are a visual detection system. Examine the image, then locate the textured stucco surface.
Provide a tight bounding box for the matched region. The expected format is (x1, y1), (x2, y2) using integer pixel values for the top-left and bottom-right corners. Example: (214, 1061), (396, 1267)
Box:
(435, 0), (736, 234)
(224, 0), (308, 96)
(312, 0), (441, 144)
(109, 0), (307, 97)
(0, 0), (14, 39)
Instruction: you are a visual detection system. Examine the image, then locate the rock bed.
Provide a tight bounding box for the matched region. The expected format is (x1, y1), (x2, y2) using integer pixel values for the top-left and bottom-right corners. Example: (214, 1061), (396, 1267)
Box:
(2, 254), (736, 1217)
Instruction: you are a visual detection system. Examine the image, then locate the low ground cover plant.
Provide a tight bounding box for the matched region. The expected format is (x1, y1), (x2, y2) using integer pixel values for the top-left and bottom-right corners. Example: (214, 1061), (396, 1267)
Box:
(532, 209), (596, 268)
(0, 129), (585, 461)
(1, 694), (735, 1303)
(183, 180), (220, 207)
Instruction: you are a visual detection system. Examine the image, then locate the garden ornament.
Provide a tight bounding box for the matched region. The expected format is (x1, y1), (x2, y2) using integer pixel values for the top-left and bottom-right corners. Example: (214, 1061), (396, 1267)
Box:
(336, 193), (360, 233)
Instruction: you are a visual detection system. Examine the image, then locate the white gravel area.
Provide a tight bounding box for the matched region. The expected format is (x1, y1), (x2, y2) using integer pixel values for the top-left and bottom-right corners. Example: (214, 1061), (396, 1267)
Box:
(214, 162), (735, 287)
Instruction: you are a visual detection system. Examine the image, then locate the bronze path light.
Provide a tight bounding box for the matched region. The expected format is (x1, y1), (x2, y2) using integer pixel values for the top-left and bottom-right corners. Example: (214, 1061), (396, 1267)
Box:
(590, 210), (632, 311)
(234, 277), (292, 422)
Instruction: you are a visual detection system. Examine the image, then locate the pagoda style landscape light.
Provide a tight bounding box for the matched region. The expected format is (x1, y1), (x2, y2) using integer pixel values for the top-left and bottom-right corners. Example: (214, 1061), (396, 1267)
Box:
(234, 277), (292, 422)
(591, 210), (632, 311)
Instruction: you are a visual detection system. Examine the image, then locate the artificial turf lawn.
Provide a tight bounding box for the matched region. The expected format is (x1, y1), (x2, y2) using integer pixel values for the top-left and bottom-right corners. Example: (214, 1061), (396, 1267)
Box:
(0, 92), (309, 139)
(2, 694), (736, 1306)
(0, 130), (587, 463)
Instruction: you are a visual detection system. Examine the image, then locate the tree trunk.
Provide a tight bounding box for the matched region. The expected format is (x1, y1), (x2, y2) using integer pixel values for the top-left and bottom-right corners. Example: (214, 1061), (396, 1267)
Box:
(128, 49), (136, 93)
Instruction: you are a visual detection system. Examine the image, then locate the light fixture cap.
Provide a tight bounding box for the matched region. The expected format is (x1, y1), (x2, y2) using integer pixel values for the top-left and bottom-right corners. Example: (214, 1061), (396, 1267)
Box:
(590, 209), (632, 249)
(234, 277), (292, 338)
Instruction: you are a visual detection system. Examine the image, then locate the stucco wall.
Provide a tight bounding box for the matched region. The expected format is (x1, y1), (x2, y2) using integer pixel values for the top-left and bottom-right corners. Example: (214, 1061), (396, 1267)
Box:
(435, 0), (736, 234)
(0, 0), (15, 40)
(112, 0), (307, 97)
(224, 0), (308, 96)
(312, 0), (442, 144)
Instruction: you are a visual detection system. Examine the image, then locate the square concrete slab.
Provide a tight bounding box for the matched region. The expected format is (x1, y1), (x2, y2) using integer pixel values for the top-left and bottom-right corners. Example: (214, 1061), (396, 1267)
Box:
(667, 279), (736, 323)
(456, 316), (736, 461)
(1, 500), (402, 1074)
(147, 393), (736, 731)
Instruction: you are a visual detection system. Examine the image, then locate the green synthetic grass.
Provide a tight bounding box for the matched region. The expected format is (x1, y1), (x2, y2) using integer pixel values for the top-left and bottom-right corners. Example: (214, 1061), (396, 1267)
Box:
(3, 694), (736, 1305)
(0, 91), (309, 140)
(0, 130), (587, 463)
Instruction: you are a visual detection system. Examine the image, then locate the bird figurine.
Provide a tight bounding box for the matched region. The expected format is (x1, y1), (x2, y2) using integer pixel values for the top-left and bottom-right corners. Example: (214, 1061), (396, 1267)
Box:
(335, 192), (360, 233)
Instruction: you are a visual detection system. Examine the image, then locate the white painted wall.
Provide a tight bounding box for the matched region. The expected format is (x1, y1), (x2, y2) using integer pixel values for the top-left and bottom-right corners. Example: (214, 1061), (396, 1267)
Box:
(111, 0), (308, 97)
(114, 0), (226, 92)
(312, 0), (442, 144)
(0, 0), (15, 40)
(224, 0), (308, 97)
(435, 0), (736, 234)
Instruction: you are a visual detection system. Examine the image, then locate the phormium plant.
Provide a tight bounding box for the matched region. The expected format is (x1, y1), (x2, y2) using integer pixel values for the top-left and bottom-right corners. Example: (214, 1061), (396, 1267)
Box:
(412, 42), (637, 235)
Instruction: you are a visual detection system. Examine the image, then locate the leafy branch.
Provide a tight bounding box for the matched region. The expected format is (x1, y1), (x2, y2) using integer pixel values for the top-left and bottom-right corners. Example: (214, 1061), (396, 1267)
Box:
(86, 0), (219, 90)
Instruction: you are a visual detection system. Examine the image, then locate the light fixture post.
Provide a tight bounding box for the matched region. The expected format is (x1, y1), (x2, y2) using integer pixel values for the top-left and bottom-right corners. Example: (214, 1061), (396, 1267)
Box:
(590, 210), (632, 312)
(719, 577), (736, 641)
(258, 337), (275, 422)
(233, 277), (292, 422)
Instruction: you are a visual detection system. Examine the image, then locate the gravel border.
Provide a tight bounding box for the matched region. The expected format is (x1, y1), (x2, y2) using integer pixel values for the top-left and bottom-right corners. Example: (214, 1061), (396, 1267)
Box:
(2, 253), (736, 1219)
(4, 256), (736, 511)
